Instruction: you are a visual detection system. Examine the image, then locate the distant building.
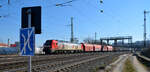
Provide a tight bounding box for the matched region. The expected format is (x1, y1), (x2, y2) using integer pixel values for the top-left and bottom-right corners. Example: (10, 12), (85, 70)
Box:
(9, 42), (20, 47)
(10, 44), (16, 47)
(0, 43), (8, 47)
(15, 42), (20, 47)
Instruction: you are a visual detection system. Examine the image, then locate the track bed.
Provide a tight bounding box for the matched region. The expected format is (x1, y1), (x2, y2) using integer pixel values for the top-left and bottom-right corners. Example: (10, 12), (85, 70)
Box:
(0, 52), (127, 72)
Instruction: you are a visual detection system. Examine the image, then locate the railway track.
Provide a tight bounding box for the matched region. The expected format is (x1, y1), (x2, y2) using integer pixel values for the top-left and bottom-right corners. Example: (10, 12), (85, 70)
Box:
(0, 53), (99, 70)
(0, 53), (87, 63)
(0, 52), (126, 72)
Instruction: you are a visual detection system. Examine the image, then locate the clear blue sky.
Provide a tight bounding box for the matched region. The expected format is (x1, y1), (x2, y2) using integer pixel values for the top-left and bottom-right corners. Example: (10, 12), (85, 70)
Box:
(0, 0), (150, 47)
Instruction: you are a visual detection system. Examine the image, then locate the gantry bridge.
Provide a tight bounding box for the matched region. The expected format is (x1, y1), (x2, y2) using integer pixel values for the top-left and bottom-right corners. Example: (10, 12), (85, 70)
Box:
(100, 36), (132, 47)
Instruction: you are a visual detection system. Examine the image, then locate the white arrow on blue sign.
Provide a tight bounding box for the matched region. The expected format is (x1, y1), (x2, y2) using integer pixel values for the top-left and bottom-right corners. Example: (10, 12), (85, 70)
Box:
(20, 27), (35, 56)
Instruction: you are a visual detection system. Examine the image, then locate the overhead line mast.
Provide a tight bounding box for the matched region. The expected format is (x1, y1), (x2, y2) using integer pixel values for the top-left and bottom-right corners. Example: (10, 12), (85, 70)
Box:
(95, 32), (97, 43)
(70, 17), (74, 43)
(143, 10), (150, 49)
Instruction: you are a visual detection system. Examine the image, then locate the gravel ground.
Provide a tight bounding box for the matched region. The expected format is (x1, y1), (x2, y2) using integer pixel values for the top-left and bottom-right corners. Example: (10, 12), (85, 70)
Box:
(67, 54), (119, 72)
(72, 53), (123, 72)
(104, 54), (149, 72)
(129, 55), (149, 72)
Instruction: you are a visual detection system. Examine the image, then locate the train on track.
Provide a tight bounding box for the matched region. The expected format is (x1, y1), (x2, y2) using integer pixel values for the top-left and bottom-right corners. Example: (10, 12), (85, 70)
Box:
(43, 40), (114, 54)
(0, 40), (131, 55)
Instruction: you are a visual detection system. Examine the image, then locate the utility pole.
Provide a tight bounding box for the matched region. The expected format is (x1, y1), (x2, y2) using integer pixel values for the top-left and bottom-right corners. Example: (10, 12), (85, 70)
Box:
(70, 17), (74, 43)
(8, 38), (10, 47)
(144, 10), (150, 49)
(95, 32), (97, 43)
(8, 0), (10, 5)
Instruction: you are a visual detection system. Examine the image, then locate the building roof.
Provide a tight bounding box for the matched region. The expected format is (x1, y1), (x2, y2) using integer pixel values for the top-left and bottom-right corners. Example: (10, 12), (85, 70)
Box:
(0, 43), (8, 47)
